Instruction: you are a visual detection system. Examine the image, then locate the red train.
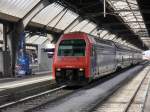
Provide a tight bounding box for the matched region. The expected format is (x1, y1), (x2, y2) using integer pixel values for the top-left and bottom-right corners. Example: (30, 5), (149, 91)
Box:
(52, 32), (142, 86)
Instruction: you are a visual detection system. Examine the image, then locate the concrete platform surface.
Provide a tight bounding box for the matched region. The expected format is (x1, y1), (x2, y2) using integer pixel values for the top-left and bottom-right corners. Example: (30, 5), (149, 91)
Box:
(0, 73), (54, 106)
(0, 70), (52, 84)
(143, 76), (150, 112)
(0, 75), (53, 89)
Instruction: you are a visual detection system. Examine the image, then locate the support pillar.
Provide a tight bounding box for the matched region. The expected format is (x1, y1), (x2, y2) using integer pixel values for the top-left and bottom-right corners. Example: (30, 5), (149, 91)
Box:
(7, 0), (54, 76)
(3, 24), (7, 51)
(0, 23), (11, 77)
(6, 24), (20, 76)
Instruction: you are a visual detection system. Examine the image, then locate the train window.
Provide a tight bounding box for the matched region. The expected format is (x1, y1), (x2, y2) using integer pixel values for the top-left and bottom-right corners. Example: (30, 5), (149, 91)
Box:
(58, 39), (86, 56)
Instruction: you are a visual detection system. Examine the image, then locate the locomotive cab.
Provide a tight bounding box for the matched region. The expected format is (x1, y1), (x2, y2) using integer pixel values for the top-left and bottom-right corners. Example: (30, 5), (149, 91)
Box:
(53, 36), (90, 86)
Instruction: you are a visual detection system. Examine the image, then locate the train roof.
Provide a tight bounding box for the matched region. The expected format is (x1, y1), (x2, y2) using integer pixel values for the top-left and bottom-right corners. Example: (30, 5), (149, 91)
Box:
(87, 33), (141, 52)
(87, 34), (115, 46)
(63, 32), (141, 52)
(64, 31), (85, 34)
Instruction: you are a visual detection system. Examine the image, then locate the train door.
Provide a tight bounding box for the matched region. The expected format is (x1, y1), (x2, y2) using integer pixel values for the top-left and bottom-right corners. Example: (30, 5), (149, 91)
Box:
(90, 45), (97, 79)
(111, 47), (117, 71)
(114, 46), (118, 70)
(98, 45), (108, 75)
(97, 46), (103, 76)
(121, 53), (124, 68)
(106, 47), (116, 73)
(109, 44), (117, 72)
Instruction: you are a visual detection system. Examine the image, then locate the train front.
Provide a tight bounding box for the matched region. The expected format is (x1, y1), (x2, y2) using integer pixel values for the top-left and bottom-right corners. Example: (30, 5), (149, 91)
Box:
(52, 33), (90, 86)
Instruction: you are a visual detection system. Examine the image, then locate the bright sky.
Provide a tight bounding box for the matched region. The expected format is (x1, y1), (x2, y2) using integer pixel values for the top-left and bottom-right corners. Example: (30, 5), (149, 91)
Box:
(143, 50), (150, 56)
(143, 50), (150, 60)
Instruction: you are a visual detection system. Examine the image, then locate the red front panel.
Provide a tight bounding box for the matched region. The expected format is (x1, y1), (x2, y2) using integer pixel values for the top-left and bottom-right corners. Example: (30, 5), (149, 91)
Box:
(54, 57), (86, 68)
(52, 33), (92, 79)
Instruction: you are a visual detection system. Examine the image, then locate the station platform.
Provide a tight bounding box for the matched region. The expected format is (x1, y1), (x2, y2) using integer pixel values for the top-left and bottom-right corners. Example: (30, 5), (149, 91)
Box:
(0, 72), (54, 105)
(0, 74), (53, 89)
(92, 62), (150, 112)
(0, 70), (51, 83)
(143, 74), (150, 112)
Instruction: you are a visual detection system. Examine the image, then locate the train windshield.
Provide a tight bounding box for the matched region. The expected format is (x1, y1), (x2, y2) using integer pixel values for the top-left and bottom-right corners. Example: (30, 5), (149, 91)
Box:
(58, 39), (86, 56)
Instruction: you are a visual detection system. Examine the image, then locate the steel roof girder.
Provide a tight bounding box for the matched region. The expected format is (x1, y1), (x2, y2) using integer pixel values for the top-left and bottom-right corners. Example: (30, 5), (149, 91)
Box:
(46, 7), (67, 27)
(101, 32), (110, 39)
(79, 21), (90, 31)
(22, 0), (54, 28)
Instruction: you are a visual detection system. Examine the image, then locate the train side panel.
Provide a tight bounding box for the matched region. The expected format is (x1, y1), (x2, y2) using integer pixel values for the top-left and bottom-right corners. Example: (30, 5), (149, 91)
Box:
(88, 35), (117, 79)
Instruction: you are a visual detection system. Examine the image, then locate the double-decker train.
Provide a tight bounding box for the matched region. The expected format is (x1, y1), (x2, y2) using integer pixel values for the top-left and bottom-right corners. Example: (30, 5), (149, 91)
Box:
(52, 32), (142, 86)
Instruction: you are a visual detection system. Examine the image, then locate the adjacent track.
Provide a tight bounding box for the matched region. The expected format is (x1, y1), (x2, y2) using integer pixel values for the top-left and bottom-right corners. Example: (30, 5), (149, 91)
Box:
(0, 85), (75, 112)
(93, 64), (150, 112)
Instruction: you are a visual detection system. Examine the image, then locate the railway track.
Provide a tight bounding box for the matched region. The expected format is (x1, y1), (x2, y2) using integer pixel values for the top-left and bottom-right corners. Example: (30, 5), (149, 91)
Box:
(93, 64), (150, 112)
(0, 85), (76, 112)
(0, 76), (56, 106)
(26, 64), (145, 112)
(0, 63), (148, 112)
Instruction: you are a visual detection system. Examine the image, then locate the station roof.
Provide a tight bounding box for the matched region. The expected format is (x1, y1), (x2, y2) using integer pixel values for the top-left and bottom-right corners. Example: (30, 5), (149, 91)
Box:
(137, 0), (150, 49)
(108, 0), (149, 48)
(0, 0), (149, 50)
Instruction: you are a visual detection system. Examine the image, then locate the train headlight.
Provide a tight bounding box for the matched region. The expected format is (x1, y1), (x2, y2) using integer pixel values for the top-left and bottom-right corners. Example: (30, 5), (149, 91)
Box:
(56, 68), (61, 71)
(78, 68), (84, 77)
(79, 68), (84, 71)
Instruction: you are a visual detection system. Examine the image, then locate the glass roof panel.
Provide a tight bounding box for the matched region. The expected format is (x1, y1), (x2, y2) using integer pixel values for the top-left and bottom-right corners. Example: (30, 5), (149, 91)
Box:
(33, 3), (64, 25)
(128, 22), (138, 26)
(0, 0), (40, 18)
(26, 35), (48, 45)
(140, 23), (146, 28)
(54, 10), (78, 30)
(136, 17), (142, 20)
(119, 41), (125, 45)
(116, 38), (122, 43)
(107, 34), (116, 40)
(26, 34), (53, 47)
(90, 29), (100, 36)
(71, 20), (89, 32)
(123, 16), (135, 21)
(103, 33), (111, 39)
(134, 12), (141, 15)
(43, 40), (50, 46)
(26, 35), (39, 44)
(112, 1), (128, 9)
(81, 23), (96, 33)
(33, 36), (47, 45)
(100, 30), (108, 38)
(120, 12), (132, 17)
(129, 0), (137, 4)
(112, 38), (117, 42)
